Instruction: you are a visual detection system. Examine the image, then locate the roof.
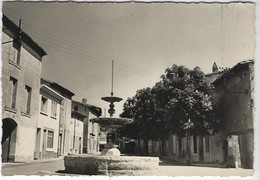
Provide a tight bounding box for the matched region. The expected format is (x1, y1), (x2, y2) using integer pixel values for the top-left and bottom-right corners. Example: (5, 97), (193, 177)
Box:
(205, 71), (224, 84)
(72, 100), (102, 117)
(213, 60), (254, 87)
(2, 14), (47, 57)
(40, 84), (64, 102)
(71, 110), (87, 119)
(41, 78), (75, 98)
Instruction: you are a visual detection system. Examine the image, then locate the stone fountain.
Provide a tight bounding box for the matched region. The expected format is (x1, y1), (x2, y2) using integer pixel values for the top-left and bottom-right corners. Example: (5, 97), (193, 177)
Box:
(64, 61), (159, 176)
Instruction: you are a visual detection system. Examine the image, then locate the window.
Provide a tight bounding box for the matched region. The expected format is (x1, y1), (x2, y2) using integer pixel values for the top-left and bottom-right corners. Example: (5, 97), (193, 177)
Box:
(92, 122), (94, 132)
(193, 135), (198, 154)
(41, 96), (48, 113)
(9, 41), (21, 65)
(51, 101), (57, 117)
(205, 135), (210, 152)
(47, 131), (54, 148)
(10, 77), (18, 109)
(25, 85), (32, 114)
(77, 117), (80, 126)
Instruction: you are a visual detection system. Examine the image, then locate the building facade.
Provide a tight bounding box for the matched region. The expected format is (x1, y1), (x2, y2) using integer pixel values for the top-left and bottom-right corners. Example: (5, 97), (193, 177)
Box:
(86, 106), (101, 154)
(39, 79), (75, 157)
(69, 100), (87, 154)
(2, 15), (47, 162)
(70, 98), (102, 154)
(212, 60), (254, 169)
(35, 84), (64, 159)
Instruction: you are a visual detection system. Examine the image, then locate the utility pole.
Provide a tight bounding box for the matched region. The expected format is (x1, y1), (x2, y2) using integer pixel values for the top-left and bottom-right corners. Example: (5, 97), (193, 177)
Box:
(18, 18), (22, 41)
(2, 17), (22, 45)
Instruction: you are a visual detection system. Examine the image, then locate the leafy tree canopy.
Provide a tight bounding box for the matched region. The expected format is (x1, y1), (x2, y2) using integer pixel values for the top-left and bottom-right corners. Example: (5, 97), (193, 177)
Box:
(119, 64), (222, 142)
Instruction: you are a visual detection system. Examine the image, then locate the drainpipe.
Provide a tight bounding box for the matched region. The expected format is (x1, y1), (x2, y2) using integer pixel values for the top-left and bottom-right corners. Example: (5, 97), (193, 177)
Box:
(73, 115), (76, 153)
(57, 99), (63, 157)
(63, 99), (67, 156)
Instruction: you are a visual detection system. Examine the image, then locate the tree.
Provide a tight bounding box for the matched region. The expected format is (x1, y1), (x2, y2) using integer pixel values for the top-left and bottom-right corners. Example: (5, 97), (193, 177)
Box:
(118, 87), (158, 155)
(155, 65), (221, 137)
(119, 64), (222, 159)
(153, 65), (221, 164)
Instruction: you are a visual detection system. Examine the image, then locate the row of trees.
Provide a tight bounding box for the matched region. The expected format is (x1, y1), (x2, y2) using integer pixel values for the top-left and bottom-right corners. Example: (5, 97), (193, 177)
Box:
(118, 64), (223, 158)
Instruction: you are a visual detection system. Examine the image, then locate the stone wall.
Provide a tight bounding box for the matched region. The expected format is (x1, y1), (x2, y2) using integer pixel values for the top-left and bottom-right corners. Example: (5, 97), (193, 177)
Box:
(214, 61), (254, 168)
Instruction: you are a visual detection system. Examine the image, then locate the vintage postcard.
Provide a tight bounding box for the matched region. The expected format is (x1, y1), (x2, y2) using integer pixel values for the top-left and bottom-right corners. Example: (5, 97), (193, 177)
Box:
(1, 1), (257, 179)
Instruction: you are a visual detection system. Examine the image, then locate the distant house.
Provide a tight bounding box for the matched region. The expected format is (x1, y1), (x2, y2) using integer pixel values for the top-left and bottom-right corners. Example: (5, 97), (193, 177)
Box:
(34, 79), (75, 159)
(35, 84), (64, 159)
(39, 79), (75, 157)
(1, 14), (47, 162)
(71, 99), (102, 154)
(69, 100), (87, 154)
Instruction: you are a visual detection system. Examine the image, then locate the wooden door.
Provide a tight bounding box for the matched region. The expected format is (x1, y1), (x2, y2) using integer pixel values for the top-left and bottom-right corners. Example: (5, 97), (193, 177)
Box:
(2, 136), (11, 162)
(58, 133), (62, 156)
(42, 130), (47, 158)
(79, 137), (82, 154)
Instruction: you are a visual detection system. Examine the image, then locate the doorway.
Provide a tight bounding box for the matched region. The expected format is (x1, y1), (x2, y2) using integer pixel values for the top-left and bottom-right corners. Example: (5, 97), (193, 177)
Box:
(42, 129), (47, 158)
(199, 136), (204, 161)
(2, 118), (17, 162)
(228, 135), (241, 167)
(58, 133), (62, 157)
(79, 137), (82, 154)
(34, 128), (41, 159)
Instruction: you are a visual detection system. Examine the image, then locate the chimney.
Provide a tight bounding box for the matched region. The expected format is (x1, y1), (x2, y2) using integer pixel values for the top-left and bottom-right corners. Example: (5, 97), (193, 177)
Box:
(82, 98), (87, 105)
(212, 62), (218, 73)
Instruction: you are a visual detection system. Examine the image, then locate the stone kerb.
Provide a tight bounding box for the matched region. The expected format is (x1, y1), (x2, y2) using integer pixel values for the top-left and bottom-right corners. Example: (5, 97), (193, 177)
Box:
(64, 154), (159, 175)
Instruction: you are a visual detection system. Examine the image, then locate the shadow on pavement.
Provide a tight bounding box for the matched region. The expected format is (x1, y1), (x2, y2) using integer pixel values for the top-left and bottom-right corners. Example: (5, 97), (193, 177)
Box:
(159, 159), (226, 169)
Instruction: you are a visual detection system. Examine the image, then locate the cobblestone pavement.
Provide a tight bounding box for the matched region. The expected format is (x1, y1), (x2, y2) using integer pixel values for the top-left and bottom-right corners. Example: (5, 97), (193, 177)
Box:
(1, 158), (254, 177)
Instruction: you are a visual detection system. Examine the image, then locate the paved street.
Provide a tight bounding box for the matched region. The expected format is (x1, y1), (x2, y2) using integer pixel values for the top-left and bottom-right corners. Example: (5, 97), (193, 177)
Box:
(1, 157), (64, 176)
(1, 158), (253, 177)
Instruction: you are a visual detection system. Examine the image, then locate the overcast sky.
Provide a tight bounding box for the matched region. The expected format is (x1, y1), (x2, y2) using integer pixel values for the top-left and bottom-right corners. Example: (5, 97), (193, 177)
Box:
(2, 2), (255, 117)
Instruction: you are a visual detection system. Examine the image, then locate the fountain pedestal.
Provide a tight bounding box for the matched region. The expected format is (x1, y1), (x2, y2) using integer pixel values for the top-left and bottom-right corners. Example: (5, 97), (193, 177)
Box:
(101, 142), (120, 156)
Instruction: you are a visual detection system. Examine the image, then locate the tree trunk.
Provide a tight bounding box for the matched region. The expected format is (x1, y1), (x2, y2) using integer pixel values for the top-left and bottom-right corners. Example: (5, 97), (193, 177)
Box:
(186, 130), (191, 165)
(162, 138), (166, 156)
(144, 139), (149, 156)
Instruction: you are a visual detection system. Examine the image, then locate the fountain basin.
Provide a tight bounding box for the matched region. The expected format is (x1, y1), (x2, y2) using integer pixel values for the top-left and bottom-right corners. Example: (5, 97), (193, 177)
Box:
(64, 154), (159, 176)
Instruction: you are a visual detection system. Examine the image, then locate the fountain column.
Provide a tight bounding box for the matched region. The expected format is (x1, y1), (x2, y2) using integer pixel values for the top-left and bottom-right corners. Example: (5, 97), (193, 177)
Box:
(64, 60), (159, 175)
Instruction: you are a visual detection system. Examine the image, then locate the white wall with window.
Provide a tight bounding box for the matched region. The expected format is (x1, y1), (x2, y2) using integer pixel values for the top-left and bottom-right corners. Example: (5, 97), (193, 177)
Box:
(36, 85), (64, 158)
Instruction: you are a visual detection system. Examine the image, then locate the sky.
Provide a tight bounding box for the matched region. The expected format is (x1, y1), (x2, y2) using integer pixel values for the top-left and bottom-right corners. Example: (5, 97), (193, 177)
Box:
(1, 1), (255, 117)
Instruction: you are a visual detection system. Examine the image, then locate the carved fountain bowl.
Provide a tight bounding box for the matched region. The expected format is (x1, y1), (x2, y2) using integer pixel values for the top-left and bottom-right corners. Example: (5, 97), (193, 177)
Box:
(101, 96), (123, 103)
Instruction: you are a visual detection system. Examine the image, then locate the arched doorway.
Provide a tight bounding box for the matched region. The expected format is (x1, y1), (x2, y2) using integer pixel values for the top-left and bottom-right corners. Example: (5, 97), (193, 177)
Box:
(2, 118), (17, 162)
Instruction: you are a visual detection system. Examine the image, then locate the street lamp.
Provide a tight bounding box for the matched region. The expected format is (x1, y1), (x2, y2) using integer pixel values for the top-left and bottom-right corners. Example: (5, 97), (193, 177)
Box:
(183, 119), (194, 165)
